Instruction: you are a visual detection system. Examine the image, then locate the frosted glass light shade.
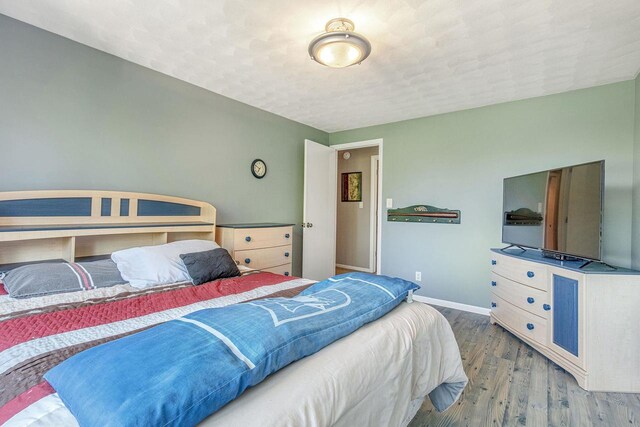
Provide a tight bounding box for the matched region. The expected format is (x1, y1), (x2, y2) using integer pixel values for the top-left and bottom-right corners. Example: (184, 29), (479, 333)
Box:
(315, 41), (364, 68)
(308, 20), (371, 68)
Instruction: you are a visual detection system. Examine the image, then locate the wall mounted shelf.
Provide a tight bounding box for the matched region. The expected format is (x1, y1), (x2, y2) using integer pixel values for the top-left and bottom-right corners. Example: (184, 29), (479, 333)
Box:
(387, 205), (461, 224)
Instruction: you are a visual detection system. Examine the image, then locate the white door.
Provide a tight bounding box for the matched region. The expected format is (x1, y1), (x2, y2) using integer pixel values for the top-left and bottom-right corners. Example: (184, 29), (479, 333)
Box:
(303, 139), (337, 280)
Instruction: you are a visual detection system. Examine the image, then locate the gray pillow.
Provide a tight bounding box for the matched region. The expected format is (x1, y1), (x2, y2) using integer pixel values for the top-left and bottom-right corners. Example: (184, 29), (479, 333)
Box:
(180, 248), (240, 285)
(1, 259), (127, 299)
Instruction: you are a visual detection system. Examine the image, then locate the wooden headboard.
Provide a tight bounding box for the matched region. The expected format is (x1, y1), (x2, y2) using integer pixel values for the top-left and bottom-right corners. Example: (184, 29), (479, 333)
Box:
(0, 190), (216, 266)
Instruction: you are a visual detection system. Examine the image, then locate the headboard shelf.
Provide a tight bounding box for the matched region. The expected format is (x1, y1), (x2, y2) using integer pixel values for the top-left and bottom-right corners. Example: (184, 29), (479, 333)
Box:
(0, 222), (214, 242)
(0, 191), (216, 265)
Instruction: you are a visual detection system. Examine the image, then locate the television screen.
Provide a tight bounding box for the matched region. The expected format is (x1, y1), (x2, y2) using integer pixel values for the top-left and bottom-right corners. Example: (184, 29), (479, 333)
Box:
(502, 161), (604, 260)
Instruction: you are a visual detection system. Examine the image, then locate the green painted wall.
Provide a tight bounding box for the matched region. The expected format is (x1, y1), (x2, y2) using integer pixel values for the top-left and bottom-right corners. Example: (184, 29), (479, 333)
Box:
(2, 14), (638, 306)
(633, 73), (640, 269)
(0, 15), (328, 276)
(330, 82), (636, 307)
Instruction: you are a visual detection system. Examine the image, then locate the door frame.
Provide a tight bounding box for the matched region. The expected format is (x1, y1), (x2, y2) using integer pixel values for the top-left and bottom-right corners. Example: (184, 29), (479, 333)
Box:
(370, 154), (380, 273)
(330, 138), (383, 274)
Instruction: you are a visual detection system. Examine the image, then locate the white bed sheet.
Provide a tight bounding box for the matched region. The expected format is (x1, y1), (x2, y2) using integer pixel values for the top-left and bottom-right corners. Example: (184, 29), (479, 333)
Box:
(10, 301), (466, 427)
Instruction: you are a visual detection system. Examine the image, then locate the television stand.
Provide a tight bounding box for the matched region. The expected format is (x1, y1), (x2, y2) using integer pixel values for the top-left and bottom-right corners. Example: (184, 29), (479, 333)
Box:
(541, 250), (582, 262)
(500, 244), (527, 253)
(578, 259), (617, 271)
(539, 250), (617, 270)
(489, 248), (640, 392)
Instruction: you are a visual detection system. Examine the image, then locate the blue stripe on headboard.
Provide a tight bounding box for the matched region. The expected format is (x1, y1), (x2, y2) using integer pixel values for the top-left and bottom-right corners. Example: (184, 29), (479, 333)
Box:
(0, 198), (92, 217)
(120, 199), (130, 217)
(101, 198), (112, 216)
(137, 200), (201, 217)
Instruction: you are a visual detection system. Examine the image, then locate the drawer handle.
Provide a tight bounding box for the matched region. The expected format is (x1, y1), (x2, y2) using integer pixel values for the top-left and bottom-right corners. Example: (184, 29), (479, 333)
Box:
(527, 271), (535, 278)
(543, 304), (551, 311)
(284, 252), (290, 257)
(491, 260), (497, 265)
(491, 302), (497, 308)
(245, 236), (252, 242)
(491, 281), (497, 287)
(285, 233), (290, 239)
(244, 258), (251, 264)
(526, 323), (535, 330)
(527, 297), (535, 304)
(284, 272), (290, 276)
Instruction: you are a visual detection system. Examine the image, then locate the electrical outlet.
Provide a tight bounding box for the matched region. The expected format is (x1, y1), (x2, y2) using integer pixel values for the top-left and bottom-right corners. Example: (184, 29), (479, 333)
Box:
(415, 271), (422, 282)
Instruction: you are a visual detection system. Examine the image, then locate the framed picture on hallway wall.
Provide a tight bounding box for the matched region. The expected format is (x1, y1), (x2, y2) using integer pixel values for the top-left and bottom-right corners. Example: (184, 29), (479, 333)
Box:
(341, 172), (362, 202)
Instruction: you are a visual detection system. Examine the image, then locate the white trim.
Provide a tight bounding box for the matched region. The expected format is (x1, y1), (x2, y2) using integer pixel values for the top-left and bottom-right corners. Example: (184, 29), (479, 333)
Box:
(370, 155), (380, 273)
(336, 263), (374, 273)
(331, 138), (383, 151)
(331, 138), (383, 274)
(413, 295), (491, 316)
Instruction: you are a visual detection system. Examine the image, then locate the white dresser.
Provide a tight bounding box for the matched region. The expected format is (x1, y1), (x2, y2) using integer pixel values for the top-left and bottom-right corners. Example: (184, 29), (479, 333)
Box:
(490, 248), (640, 392)
(216, 223), (293, 276)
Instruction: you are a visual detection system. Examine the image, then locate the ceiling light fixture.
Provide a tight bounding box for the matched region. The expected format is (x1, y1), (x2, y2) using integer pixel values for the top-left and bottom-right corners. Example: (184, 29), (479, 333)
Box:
(308, 18), (371, 68)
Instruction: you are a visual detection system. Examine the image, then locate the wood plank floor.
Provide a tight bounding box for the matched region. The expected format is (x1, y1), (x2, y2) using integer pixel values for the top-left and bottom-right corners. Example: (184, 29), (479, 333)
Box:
(408, 307), (640, 427)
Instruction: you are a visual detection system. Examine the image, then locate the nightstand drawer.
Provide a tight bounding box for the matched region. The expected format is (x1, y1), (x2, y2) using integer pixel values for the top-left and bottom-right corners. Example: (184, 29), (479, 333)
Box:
(235, 245), (292, 270)
(263, 264), (292, 277)
(233, 226), (293, 250)
(217, 224), (295, 278)
(492, 296), (547, 347)
(491, 273), (550, 318)
(491, 253), (546, 290)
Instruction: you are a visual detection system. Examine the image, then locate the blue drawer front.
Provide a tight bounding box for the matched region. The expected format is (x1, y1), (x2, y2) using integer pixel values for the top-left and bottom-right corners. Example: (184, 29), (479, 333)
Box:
(553, 275), (579, 357)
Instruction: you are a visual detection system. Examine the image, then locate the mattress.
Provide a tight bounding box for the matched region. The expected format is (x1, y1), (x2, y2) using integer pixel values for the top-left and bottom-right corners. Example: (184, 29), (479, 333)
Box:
(1, 273), (466, 426)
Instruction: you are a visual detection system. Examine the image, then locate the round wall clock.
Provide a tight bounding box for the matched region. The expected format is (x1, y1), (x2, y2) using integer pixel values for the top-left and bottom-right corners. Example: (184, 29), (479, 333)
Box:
(251, 159), (267, 179)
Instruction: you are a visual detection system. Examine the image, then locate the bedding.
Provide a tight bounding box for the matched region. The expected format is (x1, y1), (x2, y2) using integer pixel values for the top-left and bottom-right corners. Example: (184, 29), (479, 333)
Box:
(0, 265), (254, 320)
(200, 301), (467, 427)
(111, 239), (219, 288)
(180, 248), (240, 285)
(45, 274), (420, 426)
(0, 272), (467, 427)
(0, 259), (126, 299)
(0, 272), (313, 426)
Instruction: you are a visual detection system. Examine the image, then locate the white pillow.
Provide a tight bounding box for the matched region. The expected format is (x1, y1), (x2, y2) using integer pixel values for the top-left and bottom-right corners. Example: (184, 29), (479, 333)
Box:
(111, 240), (219, 288)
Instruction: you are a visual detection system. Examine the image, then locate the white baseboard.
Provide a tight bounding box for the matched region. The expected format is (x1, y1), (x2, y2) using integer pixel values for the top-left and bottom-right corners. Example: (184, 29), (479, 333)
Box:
(413, 295), (490, 316)
(336, 264), (374, 273)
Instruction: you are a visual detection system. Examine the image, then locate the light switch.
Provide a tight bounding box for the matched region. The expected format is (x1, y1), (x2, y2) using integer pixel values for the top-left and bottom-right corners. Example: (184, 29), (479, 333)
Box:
(359, 201), (364, 209)
(386, 198), (393, 208)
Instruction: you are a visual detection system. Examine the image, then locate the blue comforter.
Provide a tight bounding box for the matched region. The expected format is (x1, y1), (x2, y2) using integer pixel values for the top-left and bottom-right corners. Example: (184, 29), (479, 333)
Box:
(45, 273), (419, 427)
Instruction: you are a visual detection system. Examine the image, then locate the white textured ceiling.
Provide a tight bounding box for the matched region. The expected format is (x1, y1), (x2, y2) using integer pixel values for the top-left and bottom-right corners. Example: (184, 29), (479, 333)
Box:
(1, 0), (640, 132)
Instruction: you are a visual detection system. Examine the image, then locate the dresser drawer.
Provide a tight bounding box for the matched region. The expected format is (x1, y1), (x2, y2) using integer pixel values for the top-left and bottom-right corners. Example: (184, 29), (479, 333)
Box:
(491, 253), (547, 291)
(491, 273), (550, 318)
(235, 245), (292, 270)
(262, 263), (292, 277)
(492, 296), (547, 347)
(233, 226), (293, 250)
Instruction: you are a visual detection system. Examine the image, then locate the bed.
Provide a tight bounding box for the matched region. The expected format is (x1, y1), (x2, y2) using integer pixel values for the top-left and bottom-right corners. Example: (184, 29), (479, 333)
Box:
(0, 191), (467, 427)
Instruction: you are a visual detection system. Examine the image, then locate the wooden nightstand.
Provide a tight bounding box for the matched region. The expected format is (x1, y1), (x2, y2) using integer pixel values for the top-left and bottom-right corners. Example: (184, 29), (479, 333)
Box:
(216, 223), (293, 276)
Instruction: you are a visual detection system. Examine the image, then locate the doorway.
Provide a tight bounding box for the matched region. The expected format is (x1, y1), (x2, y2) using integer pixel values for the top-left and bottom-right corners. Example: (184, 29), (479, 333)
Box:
(333, 142), (382, 275)
(302, 138), (383, 280)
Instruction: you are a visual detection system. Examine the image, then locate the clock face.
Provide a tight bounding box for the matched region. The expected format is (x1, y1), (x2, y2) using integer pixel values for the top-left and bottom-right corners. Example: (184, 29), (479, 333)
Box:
(251, 159), (267, 179)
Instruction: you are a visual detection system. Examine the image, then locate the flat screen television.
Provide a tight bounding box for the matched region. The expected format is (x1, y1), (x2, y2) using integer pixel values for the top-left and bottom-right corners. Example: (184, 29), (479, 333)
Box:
(502, 160), (604, 260)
